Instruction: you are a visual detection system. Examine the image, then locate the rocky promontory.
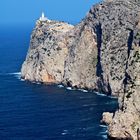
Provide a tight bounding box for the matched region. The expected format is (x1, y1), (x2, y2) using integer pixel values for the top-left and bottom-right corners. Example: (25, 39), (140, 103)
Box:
(21, 20), (74, 83)
(21, 0), (140, 139)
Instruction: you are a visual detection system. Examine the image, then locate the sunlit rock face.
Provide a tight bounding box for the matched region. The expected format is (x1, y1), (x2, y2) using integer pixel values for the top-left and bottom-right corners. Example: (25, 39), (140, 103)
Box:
(107, 33), (140, 140)
(21, 20), (74, 83)
(63, 23), (98, 89)
(21, 0), (140, 139)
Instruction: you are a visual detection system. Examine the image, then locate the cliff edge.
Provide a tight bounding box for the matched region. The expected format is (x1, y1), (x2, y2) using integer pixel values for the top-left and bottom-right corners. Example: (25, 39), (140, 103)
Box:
(21, 0), (140, 139)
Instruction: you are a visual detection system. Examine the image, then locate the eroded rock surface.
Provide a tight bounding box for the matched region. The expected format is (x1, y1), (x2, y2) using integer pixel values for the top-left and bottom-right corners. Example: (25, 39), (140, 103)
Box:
(21, 0), (140, 139)
(21, 20), (74, 83)
(63, 23), (98, 89)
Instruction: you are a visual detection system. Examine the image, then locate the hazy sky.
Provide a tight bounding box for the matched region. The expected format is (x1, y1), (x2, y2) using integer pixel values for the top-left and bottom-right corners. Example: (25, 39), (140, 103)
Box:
(0, 0), (101, 26)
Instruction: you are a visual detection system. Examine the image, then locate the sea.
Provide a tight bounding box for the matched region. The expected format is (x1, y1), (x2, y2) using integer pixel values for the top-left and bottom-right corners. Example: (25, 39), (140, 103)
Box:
(0, 25), (118, 140)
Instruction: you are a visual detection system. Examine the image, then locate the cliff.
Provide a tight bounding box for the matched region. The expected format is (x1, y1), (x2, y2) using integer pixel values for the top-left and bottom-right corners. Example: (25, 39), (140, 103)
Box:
(21, 20), (74, 83)
(21, 0), (140, 139)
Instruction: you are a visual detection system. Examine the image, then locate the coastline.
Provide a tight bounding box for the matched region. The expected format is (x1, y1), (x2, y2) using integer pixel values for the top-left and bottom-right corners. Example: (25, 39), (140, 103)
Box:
(21, 0), (140, 139)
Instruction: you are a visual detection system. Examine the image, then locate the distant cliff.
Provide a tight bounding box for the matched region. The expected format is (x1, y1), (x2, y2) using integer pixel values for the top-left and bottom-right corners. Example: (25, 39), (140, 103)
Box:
(21, 0), (140, 139)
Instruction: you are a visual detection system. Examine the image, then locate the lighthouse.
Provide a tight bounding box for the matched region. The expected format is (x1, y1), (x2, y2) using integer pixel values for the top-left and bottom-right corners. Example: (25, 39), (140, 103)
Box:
(42, 12), (45, 18)
(39, 12), (49, 22)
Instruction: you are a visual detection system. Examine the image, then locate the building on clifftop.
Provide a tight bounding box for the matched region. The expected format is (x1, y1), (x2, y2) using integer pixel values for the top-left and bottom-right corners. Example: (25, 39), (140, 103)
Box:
(39, 12), (50, 22)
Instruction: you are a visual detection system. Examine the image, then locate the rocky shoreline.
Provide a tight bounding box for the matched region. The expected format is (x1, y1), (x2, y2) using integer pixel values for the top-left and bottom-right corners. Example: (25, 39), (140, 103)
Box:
(21, 0), (140, 139)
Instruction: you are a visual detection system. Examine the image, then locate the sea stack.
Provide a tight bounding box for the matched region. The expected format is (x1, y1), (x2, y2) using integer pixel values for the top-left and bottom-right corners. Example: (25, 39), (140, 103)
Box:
(21, 0), (140, 139)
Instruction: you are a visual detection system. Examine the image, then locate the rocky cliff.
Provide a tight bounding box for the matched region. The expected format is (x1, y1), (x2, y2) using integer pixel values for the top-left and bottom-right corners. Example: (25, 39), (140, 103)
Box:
(21, 0), (140, 139)
(21, 20), (74, 83)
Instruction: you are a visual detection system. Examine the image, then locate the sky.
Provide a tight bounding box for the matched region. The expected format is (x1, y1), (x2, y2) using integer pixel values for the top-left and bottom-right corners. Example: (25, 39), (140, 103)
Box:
(0, 0), (101, 26)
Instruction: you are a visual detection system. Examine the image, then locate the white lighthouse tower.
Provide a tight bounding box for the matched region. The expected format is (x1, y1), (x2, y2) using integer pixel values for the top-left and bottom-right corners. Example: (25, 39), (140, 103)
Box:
(39, 12), (49, 22)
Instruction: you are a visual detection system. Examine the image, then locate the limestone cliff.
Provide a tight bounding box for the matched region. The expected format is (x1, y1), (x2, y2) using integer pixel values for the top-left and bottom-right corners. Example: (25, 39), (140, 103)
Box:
(21, 0), (140, 139)
(21, 20), (74, 83)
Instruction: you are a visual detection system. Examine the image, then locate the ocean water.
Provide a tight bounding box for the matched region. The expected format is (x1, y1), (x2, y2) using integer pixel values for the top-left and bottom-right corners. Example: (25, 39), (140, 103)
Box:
(0, 26), (118, 140)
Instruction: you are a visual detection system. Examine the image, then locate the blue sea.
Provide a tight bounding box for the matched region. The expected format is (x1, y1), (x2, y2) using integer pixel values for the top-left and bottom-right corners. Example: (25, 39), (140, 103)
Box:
(0, 26), (118, 140)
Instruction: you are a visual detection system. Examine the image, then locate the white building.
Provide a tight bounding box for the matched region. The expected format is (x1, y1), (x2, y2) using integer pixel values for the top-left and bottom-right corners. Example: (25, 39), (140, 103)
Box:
(39, 12), (50, 22)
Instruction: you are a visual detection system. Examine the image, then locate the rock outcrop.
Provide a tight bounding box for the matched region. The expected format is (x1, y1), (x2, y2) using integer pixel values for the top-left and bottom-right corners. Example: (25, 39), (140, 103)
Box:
(107, 33), (140, 139)
(21, 20), (74, 83)
(21, 0), (140, 139)
(63, 22), (98, 89)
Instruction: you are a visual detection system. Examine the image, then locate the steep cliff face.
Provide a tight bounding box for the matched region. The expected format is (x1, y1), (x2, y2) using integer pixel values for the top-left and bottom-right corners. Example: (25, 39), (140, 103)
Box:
(63, 22), (98, 89)
(21, 20), (74, 83)
(63, 0), (140, 96)
(21, 0), (140, 139)
(107, 25), (140, 139)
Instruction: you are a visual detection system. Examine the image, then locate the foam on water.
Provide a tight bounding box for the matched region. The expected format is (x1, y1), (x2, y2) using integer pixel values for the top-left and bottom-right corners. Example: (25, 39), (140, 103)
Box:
(99, 130), (108, 134)
(0, 72), (21, 76)
(61, 130), (69, 135)
(9, 72), (21, 75)
(7, 74), (117, 100)
(99, 125), (108, 139)
(101, 134), (108, 139)
(78, 89), (88, 93)
(36, 82), (41, 85)
(108, 95), (117, 99)
(95, 91), (118, 99)
(100, 125), (108, 128)
(8, 72), (21, 79)
(58, 84), (64, 88)
(95, 92), (107, 97)
(20, 79), (25, 82)
(58, 85), (88, 93)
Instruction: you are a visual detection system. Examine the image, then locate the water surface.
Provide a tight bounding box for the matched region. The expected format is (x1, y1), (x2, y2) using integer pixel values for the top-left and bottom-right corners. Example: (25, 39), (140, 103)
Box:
(0, 26), (118, 140)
